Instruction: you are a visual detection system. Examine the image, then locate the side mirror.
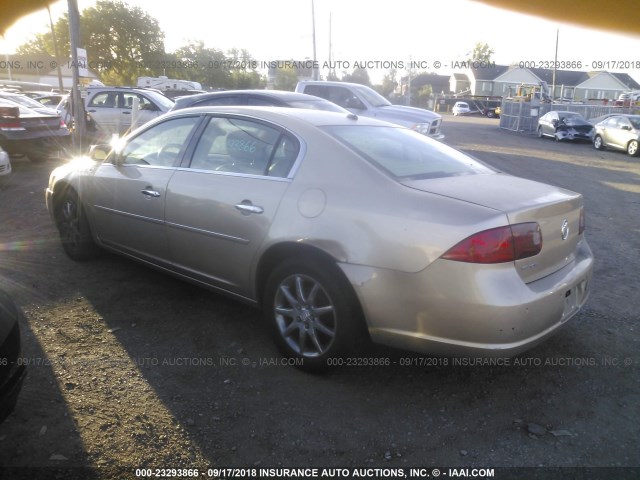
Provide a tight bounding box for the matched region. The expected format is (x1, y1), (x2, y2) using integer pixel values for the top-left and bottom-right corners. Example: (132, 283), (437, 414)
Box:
(621, 125), (632, 131)
(88, 144), (112, 161)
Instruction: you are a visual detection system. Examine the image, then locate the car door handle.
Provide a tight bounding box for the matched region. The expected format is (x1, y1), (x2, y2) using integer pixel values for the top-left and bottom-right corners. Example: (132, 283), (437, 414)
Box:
(122, 111), (131, 115)
(141, 189), (161, 198)
(87, 109), (96, 113)
(235, 203), (264, 215)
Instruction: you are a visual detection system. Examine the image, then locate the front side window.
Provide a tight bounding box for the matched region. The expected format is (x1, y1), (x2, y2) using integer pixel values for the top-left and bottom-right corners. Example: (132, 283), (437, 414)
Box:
(189, 116), (299, 177)
(304, 85), (365, 110)
(325, 125), (493, 180)
(118, 116), (200, 167)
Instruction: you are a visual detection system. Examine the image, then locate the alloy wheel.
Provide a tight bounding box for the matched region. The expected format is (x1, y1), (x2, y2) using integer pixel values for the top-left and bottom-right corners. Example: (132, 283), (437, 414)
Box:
(273, 274), (336, 358)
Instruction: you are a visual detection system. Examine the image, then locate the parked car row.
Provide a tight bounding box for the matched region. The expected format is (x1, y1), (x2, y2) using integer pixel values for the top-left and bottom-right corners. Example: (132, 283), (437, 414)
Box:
(537, 110), (640, 156)
(0, 96), (70, 163)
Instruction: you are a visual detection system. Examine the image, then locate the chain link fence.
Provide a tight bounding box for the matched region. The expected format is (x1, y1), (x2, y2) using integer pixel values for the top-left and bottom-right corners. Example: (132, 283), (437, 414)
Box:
(499, 101), (639, 133)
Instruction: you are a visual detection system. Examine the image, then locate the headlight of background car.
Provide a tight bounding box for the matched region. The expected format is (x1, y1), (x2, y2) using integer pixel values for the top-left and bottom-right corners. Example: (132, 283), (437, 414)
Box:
(412, 123), (431, 135)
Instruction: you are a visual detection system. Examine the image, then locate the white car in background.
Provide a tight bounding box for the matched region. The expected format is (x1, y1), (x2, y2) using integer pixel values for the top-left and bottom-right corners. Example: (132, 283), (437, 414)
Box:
(84, 87), (174, 136)
(0, 147), (11, 186)
(452, 101), (471, 116)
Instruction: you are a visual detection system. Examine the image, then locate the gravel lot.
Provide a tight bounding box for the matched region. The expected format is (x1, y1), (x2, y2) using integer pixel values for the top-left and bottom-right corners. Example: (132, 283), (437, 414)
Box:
(0, 115), (638, 479)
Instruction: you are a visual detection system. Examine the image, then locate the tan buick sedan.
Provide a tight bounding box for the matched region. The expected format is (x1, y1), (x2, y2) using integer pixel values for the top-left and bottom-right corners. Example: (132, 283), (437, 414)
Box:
(46, 107), (593, 370)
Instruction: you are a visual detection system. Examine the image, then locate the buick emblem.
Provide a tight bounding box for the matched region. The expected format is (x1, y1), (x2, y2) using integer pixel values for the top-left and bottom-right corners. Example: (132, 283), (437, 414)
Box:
(561, 219), (570, 240)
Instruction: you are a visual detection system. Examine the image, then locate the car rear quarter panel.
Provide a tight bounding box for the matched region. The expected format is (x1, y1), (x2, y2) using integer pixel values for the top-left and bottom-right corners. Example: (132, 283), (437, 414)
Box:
(260, 126), (507, 275)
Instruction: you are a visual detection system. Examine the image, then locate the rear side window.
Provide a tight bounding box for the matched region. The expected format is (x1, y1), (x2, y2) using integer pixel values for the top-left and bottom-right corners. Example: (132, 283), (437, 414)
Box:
(325, 125), (493, 180)
(247, 96), (279, 106)
(194, 95), (242, 107)
(88, 92), (118, 108)
(190, 117), (299, 177)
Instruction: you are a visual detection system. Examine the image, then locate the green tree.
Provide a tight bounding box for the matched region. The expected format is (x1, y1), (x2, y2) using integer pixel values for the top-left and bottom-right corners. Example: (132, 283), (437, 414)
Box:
(342, 67), (371, 86)
(413, 84), (433, 108)
(172, 41), (230, 88)
(226, 48), (264, 89)
(374, 68), (398, 97)
(273, 63), (299, 91)
(466, 42), (495, 63)
(17, 0), (165, 85)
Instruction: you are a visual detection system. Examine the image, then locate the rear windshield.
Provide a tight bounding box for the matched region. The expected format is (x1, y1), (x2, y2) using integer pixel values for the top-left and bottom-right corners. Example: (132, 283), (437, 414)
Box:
(324, 125), (494, 180)
(287, 99), (345, 112)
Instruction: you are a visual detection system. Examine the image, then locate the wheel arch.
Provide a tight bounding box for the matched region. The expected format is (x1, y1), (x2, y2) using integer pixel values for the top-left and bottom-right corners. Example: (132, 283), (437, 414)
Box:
(51, 180), (75, 223)
(254, 242), (363, 317)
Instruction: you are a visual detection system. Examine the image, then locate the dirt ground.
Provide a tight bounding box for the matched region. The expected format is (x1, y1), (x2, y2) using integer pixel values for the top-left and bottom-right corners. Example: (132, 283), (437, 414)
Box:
(0, 116), (638, 480)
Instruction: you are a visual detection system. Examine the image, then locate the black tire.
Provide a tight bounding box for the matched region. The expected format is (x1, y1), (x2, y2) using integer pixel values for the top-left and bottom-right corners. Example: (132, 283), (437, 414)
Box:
(627, 140), (639, 157)
(593, 135), (605, 150)
(55, 187), (100, 261)
(487, 111), (495, 118)
(537, 127), (544, 138)
(263, 256), (363, 372)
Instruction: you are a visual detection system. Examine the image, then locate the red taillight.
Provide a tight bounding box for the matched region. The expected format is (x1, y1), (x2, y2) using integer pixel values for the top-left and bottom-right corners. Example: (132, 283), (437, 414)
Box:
(579, 207), (585, 235)
(442, 223), (542, 264)
(0, 119), (22, 130)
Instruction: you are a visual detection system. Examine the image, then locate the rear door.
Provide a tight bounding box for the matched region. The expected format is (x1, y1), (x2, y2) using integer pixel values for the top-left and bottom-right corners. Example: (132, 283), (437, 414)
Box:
(165, 115), (300, 296)
(86, 91), (123, 135)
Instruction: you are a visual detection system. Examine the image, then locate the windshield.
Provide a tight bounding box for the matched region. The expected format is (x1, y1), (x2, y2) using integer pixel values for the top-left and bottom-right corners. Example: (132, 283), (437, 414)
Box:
(558, 112), (584, 120)
(628, 117), (640, 129)
(325, 125), (494, 180)
(353, 85), (392, 107)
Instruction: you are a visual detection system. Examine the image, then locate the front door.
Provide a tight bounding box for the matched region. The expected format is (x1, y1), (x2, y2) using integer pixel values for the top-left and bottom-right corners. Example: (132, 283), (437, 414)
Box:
(88, 115), (202, 263)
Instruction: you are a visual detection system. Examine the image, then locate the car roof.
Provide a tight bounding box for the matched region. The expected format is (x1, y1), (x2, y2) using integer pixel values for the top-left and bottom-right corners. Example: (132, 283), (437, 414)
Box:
(165, 105), (397, 128)
(297, 80), (373, 89)
(178, 89), (335, 102)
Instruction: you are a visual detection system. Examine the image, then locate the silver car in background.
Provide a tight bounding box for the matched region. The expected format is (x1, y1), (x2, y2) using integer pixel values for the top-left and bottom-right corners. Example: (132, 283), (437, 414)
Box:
(593, 114), (640, 156)
(46, 107), (593, 370)
(296, 80), (444, 139)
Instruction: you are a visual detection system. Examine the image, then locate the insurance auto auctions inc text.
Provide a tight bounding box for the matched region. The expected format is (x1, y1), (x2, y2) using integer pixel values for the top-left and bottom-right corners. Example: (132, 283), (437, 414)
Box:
(207, 467), (495, 478)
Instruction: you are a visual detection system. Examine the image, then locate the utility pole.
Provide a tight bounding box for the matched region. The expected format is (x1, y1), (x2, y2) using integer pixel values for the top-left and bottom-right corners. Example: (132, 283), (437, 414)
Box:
(68, 0), (87, 152)
(47, 5), (65, 94)
(311, 0), (318, 80)
(551, 28), (559, 102)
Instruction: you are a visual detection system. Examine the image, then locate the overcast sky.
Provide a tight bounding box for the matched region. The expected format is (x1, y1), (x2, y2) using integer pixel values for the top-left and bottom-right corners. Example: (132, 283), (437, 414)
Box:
(3, 0), (640, 83)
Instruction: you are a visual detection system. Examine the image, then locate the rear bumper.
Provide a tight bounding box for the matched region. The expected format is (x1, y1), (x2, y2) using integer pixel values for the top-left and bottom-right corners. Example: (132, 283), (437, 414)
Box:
(340, 237), (594, 357)
(1, 130), (70, 154)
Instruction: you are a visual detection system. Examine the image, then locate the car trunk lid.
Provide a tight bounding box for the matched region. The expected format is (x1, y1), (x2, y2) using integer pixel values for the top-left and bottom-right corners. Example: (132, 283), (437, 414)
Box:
(20, 113), (63, 131)
(402, 173), (584, 283)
